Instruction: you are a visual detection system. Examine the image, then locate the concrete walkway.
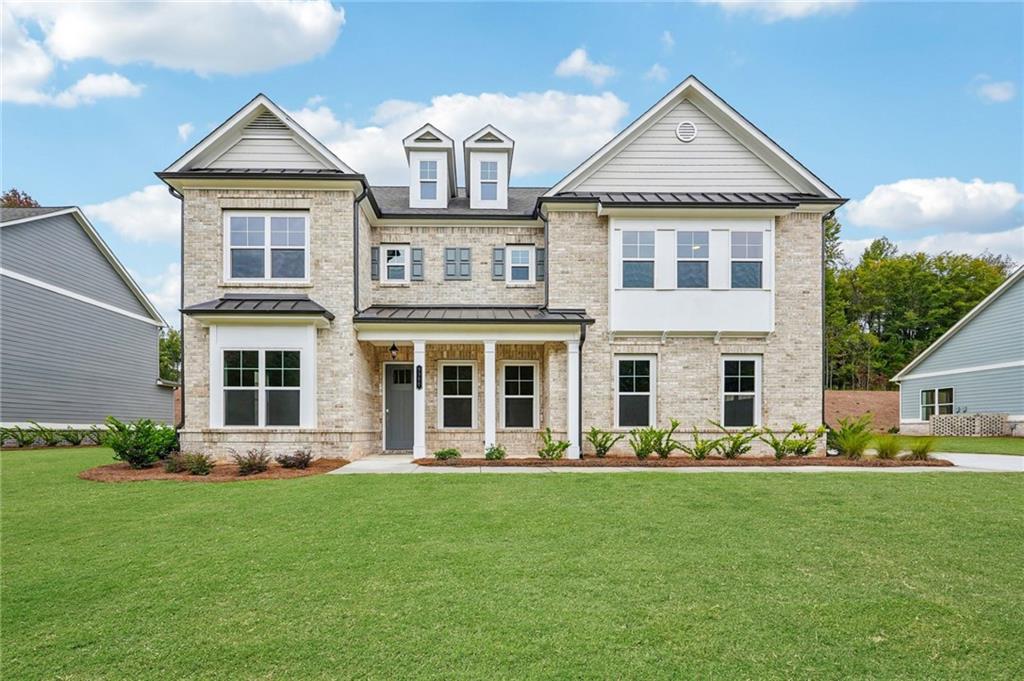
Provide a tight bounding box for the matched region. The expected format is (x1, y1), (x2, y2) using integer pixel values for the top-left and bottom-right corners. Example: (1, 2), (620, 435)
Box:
(329, 454), (1022, 475)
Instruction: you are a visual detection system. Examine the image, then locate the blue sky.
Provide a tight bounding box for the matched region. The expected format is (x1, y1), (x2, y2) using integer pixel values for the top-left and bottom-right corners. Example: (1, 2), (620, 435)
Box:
(3, 1), (1022, 325)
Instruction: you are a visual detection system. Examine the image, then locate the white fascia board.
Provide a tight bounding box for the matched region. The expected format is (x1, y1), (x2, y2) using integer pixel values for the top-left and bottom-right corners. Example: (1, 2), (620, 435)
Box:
(893, 360), (1024, 383)
(0, 207), (74, 227)
(463, 124), (515, 180)
(189, 313), (331, 329)
(403, 123), (458, 196)
(891, 266), (1024, 381)
(355, 322), (580, 343)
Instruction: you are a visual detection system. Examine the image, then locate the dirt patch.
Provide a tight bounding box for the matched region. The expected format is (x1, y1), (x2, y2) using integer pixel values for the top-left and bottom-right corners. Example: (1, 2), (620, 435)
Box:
(79, 458), (349, 483)
(825, 390), (900, 432)
(418, 456), (952, 468)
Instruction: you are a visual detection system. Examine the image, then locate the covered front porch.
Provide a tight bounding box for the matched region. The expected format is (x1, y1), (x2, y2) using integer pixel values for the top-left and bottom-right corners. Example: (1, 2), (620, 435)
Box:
(354, 306), (593, 459)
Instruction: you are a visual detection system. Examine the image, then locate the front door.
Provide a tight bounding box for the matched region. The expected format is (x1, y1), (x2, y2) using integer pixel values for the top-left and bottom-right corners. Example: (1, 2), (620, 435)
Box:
(384, 363), (414, 450)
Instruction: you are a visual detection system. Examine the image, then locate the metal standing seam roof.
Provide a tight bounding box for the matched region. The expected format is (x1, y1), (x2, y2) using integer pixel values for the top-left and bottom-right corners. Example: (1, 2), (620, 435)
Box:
(551, 191), (834, 206)
(354, 305), (593, 324)
(182, 294), (335, 320)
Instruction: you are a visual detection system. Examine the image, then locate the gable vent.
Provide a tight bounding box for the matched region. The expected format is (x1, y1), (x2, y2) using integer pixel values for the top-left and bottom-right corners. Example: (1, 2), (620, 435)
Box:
(675, 120), (697, 143)
(245, 111), (288, 132)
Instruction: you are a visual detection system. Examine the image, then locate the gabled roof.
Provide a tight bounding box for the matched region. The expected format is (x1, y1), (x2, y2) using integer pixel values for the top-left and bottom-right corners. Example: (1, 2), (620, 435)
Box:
(0, 207), (167, 326)
(164, 93), (355, 174)
(892, 266), (1024, 381)
(403, 123), (458, 198)
(546, 75), (840, 199)
(0, 206), (72, 222)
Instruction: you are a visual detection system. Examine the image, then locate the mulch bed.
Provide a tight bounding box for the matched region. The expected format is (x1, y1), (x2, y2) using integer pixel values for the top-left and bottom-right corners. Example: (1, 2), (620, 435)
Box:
(79, 458), (349, 483)
(417, 456), (953, 468)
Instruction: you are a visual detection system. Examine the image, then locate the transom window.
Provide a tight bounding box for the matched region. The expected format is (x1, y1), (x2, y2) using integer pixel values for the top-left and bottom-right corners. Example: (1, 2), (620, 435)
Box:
(676, 230), (709, 288)
(383, 245), (410, 283)
(622, 231), (655, 288)
(731, 231), (763, 289)
(616, 356), (655, 427)
(419, 160), (438, 200)
(480, 161), (498, 201)
(503, 364), (536, 428)
(227, 213), (307, 280)
(440, 364), (474, 428)
(223, 349), (301, 427)
(921, 388), (953, 420)
(507, 245), (534, 283)
(722, 356), (760, 427)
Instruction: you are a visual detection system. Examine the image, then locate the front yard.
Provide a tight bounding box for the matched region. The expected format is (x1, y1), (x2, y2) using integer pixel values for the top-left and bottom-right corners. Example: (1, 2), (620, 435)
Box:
(879, 435), (1024, 456)
(2, 447), (1022, 679)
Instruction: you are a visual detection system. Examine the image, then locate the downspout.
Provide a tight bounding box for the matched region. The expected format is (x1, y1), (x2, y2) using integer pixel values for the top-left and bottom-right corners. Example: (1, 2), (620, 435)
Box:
(168, 186), (184, 430)
(578, 322), (587, 453)
(821, 210), (832, 433)
(542, 209), (550, 309)
(353, 185), (369, 313)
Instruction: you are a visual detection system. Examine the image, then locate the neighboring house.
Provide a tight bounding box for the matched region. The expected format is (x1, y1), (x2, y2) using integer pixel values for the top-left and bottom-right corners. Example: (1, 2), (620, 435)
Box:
(892, 266), (1024, 437)
(160, 76), (845, 459)
(0, 207), (174, 427)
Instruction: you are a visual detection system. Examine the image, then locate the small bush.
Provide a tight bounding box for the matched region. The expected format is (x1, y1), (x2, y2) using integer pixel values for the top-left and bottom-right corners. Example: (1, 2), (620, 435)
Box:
(30, 421), (64, 447)
(709, 421), (757, 459)
(874, 435), (901, 460)
(87, 426), (106, 446)
(585, 427), (623, 458)
(679, 427), (723, 460)
(653, 419), (682, 459)
(484, 444), (507, 460)
(628, 427), (660, 460)
(7, 426), (37, 448)
(183, 452), (215, 476)
(904, 438), (935, 461)
(105, 416), (176, 469)
(828, 414), (874, 460)
(538, 428), (571, 460)
(788, 423), (825, 457)
(163, 452), (187, 473)
(275, 449), (314, 469)
(61, 428), (87, 446)
(433, 448), (461, 461)
(232, 447), (271, 475)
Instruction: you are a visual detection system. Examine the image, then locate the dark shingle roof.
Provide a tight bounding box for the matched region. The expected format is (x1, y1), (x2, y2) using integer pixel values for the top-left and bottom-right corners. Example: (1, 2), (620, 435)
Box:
(370, 186), (545, 218)
(182, 294), (335, 320)
(354, 305), (592, 325)
(0, 206), (73, 223)
(552, 191), (833, 207)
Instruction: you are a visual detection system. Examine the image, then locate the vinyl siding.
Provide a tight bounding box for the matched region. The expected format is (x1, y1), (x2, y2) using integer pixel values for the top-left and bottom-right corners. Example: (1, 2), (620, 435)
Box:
(574, 99), (797, 193)
(0, 278), (172, 424)
(899, 366), (1024, 420)
(207, 136), (327, 169)
(1, 213), (150, 316)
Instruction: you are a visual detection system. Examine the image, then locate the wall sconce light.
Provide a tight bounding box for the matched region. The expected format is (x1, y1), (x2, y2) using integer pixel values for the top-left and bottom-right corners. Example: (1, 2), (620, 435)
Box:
(389, 343), (399, 360)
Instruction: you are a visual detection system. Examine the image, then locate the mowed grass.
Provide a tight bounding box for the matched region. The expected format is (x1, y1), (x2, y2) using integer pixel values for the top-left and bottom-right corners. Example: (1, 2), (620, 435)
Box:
(2, 449), (1022, 680)
(875, 435), (1024, 456)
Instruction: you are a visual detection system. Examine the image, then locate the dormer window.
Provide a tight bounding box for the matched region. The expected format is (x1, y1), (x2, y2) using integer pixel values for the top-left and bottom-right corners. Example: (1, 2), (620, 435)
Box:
(480, 161), (498, 201)
(463, 125), (513, 210)
(404, 124), (456, 209)
(419, 160), (438, 200)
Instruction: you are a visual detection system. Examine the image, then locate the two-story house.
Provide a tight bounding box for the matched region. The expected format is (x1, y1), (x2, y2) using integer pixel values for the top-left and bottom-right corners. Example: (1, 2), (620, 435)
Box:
(160, 76), (844, 459)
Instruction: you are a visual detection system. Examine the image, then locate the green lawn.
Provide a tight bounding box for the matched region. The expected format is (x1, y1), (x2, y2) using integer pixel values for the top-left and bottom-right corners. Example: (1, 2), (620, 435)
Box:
(876, 435), (1024, 456)
(3, 448), (1022, 679)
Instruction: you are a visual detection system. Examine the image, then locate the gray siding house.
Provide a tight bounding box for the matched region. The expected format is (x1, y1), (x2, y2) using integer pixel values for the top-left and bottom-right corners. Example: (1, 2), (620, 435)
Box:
(892, 266), (1024, 436)
(0, 206), (174, 426)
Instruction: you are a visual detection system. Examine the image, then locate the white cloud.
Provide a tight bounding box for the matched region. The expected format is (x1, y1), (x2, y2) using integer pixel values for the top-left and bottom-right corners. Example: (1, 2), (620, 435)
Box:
(135, 262), (181, 328)
(177, 122), (195, 142)
(52, 73), (142, 107)
(703, 1), (857, 22)
(971, 75), (1017, 103)
(841, 226), (1024, 264)
(85, 185), (181, 243)
(845, 178), (1024, 233)
(289, 90), (630, 185)
(554, 48), (616, 87)
(644, 63), (669, 82)
(661, 31), (675, 52)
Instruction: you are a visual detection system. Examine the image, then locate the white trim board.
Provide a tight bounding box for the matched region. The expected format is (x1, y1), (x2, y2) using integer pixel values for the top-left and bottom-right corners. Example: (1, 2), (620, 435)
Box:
(1, 268), (163, 326)
(897, 360), (1024, 382)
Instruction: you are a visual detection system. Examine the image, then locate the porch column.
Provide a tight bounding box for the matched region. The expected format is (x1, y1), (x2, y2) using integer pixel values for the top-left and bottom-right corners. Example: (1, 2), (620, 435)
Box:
(565, 339), (580, 459)
(483, 341), (497, 450)
(413, 340), (426, 459)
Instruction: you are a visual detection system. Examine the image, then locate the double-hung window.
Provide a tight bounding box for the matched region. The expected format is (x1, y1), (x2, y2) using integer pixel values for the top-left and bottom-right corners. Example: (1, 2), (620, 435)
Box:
(731, 231), (763, 288)
(921, 388), (953, 420)
(616, 356), (655, 427)
(227, 212), (308, 280)
(722, 356), (760, 427)
(676, 230), (709, 288)
(622, 231), (655, 288)
(419, 160), (438, 200)
(440, 364), (474, 428)
(223, 349), (301, 427)
(383, 245), (410, 283)
(507, 245), (534, 283)
(480, 161), (498, 201)
(503, 364), (536, 428)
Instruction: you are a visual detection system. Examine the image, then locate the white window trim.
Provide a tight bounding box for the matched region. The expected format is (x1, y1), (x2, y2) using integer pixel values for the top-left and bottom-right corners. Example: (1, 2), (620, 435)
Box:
(729, 231), (765, 290)
(498, 360), (540, 430)
(436, 361), (477, 430)
(382, 244), (411, 284)
(920, 387), (954, 421)
(419, 159), (438, 201)
(221, 348), (303, 429)
(675, 230), (710, 289)
(505, 245), (536, 286)
(720, 354), (762, 428)
(479, 160), (499, 202)
(223, 210), (310, 284)
(621, 230), (655, 289)
(613, 354), (657, 430)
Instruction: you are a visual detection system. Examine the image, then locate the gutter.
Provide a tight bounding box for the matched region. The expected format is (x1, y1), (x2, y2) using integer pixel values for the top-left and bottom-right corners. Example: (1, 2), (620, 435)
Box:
(353, 186), (368, 313)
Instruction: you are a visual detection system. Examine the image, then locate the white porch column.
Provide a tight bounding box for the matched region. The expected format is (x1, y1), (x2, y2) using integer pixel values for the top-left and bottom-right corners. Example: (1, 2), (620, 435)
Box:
(483, 341), (497, 450)
(413, 340), (426, 459)
(565, 339), (580, 459)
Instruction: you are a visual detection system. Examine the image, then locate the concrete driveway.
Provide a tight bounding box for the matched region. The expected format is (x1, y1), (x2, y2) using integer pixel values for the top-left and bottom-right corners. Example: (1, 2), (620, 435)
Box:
(933, 453), (1024, 472)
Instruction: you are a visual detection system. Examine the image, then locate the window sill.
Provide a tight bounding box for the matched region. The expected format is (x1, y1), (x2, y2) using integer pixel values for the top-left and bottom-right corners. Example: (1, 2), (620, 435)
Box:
(498, 426), (539, 432)
(506, 282), (537, 288)
(379, 281), (411, 287)
(614, 287), (771, 292)
(221, 280), (313, 288)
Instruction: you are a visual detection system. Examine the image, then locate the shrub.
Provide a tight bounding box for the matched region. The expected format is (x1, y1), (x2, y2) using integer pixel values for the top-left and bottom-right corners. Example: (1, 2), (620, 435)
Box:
(61, 428), (87, 446)
(708, 421), (757, 459)
(30, 421), (64, 447)
(653, 418), (683, 459)
(7, 426), (37, 448)
(275, 449), (314, 469)
(788, 423), (826, 457)
(874, 434), (901, 460)
(0, 427), (8, 447)
(484, 444), (507, 460)
(538, 428), (571, 460)
(628, 427), (659, 460)
(105, 416), (175, 469)
(163, 452), (187, 473)
(904, 438), (935, 461)
(87, 426), (106, 446)
(678, 427), (723, 460)
(232, 447), (271, 475)
(183, 452), (215, 476)
(433, 448), (461, 461)
(585, 427), (623, 458)
(828, 414), (874, 460)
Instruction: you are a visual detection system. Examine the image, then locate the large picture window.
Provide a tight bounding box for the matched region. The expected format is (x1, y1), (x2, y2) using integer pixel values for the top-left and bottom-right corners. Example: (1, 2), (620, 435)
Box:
(616, 356), (655, 427)
(920, 388), (953, 420)
(226, 212), (308, 281)
(440, 364), (474, 428)
(730, 231), (763, 289)
(622, 231), (655, 288)
(722, 356), (760, 427)
(676, 230), (709, 288)
(223, 349), (301, 427)
(503, 364), (536, 428)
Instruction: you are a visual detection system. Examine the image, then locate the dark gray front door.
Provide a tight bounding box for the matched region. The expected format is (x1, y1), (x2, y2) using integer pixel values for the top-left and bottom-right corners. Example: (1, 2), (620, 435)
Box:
(384, 364), (414, 450)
